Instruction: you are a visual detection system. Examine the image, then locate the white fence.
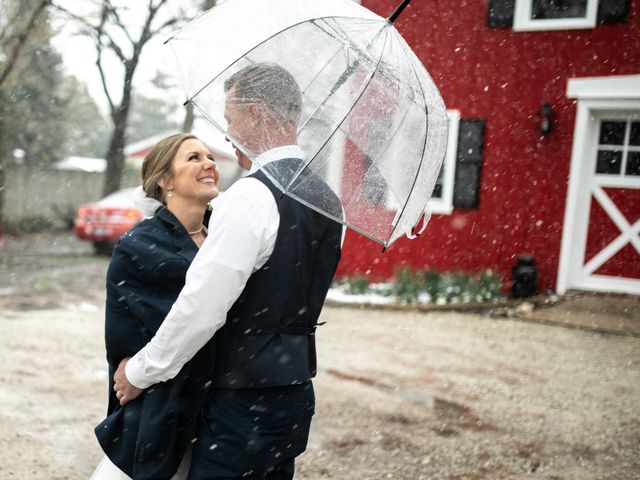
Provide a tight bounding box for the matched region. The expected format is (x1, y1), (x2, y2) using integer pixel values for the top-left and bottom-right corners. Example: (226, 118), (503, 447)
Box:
(2, 164), (138, 227)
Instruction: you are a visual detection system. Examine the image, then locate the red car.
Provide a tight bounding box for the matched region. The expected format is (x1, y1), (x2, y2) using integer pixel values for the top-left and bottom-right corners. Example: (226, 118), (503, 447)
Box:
(75, 188), (144, 254)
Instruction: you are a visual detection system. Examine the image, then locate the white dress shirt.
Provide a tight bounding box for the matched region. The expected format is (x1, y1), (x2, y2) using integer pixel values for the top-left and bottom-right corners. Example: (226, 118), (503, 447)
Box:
(125, 145), (304, 388)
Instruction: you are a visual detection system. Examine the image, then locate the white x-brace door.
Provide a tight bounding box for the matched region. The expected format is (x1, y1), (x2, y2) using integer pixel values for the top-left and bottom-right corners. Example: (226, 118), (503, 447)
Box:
(558, 99), (640, 295)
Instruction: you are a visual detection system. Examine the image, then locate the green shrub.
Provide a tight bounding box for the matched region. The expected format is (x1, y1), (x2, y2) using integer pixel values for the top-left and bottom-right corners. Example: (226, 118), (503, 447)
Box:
(477, 269), (503, 301)
(391, 267), (424, 304)
(341, 275), (369, 295)
(422, 269), (442, 302)
(339, 268), (504, 305)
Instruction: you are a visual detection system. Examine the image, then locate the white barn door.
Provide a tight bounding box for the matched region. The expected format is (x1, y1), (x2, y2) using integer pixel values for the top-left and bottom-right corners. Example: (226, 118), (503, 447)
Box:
(558, 76), (640, 295)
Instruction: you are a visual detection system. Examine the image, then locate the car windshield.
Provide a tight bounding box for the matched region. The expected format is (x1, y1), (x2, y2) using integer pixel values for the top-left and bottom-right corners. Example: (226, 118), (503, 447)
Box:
(97, 188), (136, 206)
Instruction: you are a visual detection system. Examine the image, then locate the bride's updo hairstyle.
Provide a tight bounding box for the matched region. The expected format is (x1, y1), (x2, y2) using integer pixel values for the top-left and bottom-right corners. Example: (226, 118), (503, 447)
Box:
(141, 133), (197, 204)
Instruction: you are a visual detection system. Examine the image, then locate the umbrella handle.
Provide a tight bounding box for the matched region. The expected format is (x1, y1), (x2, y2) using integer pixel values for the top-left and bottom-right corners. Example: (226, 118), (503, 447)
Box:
(388, 0), (412, 24)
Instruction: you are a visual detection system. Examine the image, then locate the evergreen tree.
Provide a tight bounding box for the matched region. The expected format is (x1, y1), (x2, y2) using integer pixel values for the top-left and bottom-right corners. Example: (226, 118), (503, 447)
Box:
(2, 45), (68, 165)
(59, 76), (110, 159)
(126, 92), (179, 144)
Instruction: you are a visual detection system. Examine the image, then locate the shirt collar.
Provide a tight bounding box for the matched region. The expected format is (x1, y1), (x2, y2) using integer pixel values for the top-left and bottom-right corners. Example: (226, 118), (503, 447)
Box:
(249, 145), (304, 174)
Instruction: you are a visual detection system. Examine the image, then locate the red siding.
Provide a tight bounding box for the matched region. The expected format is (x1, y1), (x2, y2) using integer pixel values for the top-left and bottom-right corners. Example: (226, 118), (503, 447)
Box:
(586, 188), (640, 279)
(336, 0), (640, 291)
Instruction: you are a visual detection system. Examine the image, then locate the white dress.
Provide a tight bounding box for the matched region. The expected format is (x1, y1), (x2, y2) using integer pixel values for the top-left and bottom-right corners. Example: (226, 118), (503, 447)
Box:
(90, 447), (191, 480)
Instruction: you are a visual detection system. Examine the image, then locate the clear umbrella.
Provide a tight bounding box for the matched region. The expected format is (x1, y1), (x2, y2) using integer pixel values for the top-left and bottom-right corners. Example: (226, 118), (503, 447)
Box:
(166, 0), (448, 248)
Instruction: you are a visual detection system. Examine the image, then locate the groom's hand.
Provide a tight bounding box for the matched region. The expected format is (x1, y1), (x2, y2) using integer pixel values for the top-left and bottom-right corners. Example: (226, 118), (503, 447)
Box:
(113, 357), (143, 406)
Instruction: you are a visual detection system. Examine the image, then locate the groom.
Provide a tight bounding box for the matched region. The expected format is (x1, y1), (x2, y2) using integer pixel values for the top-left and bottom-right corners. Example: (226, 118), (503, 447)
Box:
(114, 62), (343, 479)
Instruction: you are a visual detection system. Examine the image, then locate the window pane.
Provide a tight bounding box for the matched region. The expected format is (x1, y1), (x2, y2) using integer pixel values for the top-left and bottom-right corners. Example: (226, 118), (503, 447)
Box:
(432, 165), (444, 199)
(532, 0), (587, 19)
(363, 156), (386, 205)
(629, 122), (640, 146)
(626, 152), (640, 176)
(595, 150), (622, 174)
(599, 121), (626, 145)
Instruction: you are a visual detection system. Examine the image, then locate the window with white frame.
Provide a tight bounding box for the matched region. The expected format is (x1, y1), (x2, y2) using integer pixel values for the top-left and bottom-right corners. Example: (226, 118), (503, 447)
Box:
(365, 110), (460, 215)
(595, 117), (640, 177)
(514, 0), (598, 31)
(428, 110), (460, 215)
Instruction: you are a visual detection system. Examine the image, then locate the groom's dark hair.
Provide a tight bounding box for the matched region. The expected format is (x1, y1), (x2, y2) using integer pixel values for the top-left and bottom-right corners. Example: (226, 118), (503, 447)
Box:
(224, 62), (302, 126)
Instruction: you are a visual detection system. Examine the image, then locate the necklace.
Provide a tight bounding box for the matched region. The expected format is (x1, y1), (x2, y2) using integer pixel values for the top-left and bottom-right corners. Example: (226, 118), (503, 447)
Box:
(188, 226), (203, 235)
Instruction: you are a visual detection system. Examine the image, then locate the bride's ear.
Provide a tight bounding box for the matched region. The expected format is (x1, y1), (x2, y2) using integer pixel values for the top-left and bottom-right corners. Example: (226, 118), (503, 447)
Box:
(157, 175), (173, 192)
(157, 176), (175, 201)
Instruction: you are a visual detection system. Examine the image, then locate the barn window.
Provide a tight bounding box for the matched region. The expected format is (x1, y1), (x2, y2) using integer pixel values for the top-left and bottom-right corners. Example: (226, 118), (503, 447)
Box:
(514, 0), (598, 30)
(378, 110), (460, 215)
(595, 118), (640, 177)
(488, 0), (629, 29)
(428, 110), (460, 214)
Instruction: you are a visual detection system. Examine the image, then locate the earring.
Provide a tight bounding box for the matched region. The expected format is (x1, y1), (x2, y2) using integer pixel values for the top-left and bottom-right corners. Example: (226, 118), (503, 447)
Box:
(167, 191), (173, 198)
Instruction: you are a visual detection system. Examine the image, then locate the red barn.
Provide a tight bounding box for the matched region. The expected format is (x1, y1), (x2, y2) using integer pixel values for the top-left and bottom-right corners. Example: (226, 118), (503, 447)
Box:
(337, 0), (640, 296)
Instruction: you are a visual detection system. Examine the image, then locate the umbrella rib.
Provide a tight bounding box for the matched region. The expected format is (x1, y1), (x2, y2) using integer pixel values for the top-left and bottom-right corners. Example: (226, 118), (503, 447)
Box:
(296, 60), (358, 136)
(298, 42), (344, 97)
(367, 108), (412, 210)
(309, 17), (381, 69)
(386, 40), (432, 246)
(298, 17), (384, 133)
(282, 190), (385, 246)
(185, 16), (377, 104)
(308, 20), (430, 128)
(310, 17), (354, 46)
(309, 18), (409, 94)
(164, 6), (213, 45)
(308, 20), (426, 116)
(285, 26), (391, 193)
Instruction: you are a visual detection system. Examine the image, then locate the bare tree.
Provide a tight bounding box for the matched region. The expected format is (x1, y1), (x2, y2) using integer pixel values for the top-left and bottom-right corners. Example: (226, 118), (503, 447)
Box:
(182, 0), (216, 133)
(0, 0), (52, 87)
(54, 0), (187, 196)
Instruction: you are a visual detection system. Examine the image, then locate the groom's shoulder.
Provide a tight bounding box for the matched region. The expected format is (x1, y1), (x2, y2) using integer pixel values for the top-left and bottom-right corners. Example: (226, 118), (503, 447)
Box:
(224, 175), (273, 202)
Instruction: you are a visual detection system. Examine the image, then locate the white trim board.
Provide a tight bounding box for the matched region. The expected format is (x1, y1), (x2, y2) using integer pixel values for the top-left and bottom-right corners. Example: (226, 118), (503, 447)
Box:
(428, 109), (460, 215)
(567, 75), (640, 100)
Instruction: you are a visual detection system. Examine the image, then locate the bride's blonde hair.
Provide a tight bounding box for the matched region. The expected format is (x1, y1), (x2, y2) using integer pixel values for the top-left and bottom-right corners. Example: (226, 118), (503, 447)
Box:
(141, 133), (197, 204)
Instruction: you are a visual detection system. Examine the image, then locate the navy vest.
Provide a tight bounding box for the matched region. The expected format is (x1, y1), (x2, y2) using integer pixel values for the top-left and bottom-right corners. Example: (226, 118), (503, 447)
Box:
(212, 159), (342, 388)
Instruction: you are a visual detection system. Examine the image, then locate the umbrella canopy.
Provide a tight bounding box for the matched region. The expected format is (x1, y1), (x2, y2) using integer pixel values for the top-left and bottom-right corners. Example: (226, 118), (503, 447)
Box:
(166, 0), (448, 248)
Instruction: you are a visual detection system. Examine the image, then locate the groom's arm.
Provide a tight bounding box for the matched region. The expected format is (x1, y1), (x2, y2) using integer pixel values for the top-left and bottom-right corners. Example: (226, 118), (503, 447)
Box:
(114, 179), (278, 405)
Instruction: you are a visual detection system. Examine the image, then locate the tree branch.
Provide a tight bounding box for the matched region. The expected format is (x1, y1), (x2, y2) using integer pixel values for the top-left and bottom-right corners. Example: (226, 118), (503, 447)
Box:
(149, 16), (181, 38)
(103, 0), (134, 46)
(0, 0), (51, 86)
(94, 4), (116, 115)
(130, 0), (169, 64)
(52, 2), (128, 63)
(0, 5), (23, 44)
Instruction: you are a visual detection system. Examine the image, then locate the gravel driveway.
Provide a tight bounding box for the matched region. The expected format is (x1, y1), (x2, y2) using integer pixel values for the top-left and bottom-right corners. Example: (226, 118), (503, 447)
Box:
(1, 232), (638, 479)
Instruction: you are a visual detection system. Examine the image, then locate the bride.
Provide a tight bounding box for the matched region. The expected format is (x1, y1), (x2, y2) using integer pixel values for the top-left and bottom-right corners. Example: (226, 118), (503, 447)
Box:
(91, 133), (220, 479)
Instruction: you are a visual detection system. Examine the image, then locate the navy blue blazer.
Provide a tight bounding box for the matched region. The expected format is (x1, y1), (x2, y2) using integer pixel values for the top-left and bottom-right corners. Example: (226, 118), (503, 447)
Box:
(95, 206), (215, 480)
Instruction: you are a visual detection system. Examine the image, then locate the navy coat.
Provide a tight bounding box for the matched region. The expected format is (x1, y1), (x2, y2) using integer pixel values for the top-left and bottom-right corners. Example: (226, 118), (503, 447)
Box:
(95, 206), (215, 480)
